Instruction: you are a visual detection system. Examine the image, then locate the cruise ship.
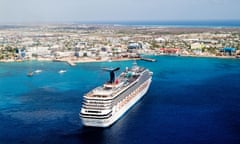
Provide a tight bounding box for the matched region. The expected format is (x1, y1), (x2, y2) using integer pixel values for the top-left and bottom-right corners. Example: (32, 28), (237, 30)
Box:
(79, 62), (153, 127)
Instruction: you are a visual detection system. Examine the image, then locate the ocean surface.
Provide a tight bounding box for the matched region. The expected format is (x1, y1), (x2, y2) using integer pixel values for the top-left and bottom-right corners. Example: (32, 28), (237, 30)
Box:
(82, 20), (240, 28)
(0, 56), (240, 144)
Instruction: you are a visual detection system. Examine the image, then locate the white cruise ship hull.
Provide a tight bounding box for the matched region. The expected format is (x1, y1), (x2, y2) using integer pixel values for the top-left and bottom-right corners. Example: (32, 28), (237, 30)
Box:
(81, 78), (152, 127)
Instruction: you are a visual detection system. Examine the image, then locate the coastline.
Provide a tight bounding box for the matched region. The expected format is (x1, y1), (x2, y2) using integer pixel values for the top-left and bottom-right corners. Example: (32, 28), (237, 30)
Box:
(1, 25), (239, 64)
(179, 55), (238, 59)
(0, 56), (139, 64)
(0, 54), (238, 64)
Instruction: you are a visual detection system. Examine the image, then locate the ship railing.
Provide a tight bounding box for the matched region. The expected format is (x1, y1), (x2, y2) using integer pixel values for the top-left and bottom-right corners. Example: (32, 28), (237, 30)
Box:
(81, 109), (112, 116)
(83, 102), (112, 106)
(80, 113), (112, 119)
(82, 101), (112, 106)
(111, 78), (140, 99)
(84, 69), (145, 100)
(83, 99), (112, 104)
(85, 86), (112, 98)
(82, 105), (112, 110)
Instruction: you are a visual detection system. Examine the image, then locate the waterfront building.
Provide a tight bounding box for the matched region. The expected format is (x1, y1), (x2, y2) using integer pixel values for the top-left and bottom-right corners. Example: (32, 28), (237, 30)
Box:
(127, 42), (142, 53)
(191, 43), (205, 55)
(219, 47), (236, 56)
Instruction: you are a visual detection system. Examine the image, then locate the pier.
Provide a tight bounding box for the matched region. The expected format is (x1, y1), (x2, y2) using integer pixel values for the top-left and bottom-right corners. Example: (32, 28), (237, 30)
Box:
(140, 57), (157, 62)
(67, 60), (76, 66)
(52, 59), (76, 66)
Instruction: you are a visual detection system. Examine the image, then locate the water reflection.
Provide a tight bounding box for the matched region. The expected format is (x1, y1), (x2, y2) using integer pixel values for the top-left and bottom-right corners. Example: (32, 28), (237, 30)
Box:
(61, 127), (106, 144)
(79, 127), (106, 144)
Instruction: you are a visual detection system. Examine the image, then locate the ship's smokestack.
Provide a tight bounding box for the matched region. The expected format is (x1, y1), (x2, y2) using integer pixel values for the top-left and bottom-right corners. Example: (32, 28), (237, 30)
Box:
(102, 67), (120, 83)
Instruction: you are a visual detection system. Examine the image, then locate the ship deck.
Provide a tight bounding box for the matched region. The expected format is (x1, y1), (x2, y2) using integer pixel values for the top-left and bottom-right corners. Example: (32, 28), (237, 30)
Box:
(85, 67), (146, 99)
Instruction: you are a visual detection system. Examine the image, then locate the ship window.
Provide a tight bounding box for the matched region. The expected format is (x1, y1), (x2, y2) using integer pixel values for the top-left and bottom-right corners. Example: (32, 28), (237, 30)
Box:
(86, 110), (101, 113)
(93, 95), (108, 98)
(104, 87), (112, 90)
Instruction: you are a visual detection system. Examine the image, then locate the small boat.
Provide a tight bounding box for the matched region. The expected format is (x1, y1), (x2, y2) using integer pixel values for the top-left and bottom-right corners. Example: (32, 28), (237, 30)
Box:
(27, 72), (34, 77)
(34, 69), (42, 73)
(58, 70), (67, 74)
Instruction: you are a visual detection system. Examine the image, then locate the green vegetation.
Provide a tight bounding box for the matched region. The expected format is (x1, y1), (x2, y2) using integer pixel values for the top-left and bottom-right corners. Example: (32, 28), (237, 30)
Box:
(0, 45), (17, 60)
(150, 40), (159, 49)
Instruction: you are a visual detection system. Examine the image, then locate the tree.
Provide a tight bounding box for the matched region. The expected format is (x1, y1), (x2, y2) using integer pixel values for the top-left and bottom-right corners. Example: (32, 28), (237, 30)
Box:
(237, 43), (240, 50)
(0, 54), (3, 60)
(151, 40), (159, 49)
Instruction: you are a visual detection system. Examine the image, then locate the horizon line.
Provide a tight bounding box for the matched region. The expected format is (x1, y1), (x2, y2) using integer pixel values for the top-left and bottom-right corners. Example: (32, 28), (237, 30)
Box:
(0, 19), (240, 25)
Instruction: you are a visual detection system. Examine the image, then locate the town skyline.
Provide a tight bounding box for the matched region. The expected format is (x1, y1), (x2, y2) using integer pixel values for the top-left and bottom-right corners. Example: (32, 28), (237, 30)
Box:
(0, 0), (240, 24)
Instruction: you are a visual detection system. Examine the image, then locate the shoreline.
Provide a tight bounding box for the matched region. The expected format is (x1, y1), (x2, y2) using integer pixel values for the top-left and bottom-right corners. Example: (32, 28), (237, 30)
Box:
(0, 55), (238, 64)
(0, 57), (139, 64)
(179, 55), (237, 59)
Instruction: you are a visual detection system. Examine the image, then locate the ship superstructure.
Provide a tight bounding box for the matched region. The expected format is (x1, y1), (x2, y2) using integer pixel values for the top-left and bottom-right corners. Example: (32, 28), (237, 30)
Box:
(80, 62), (152, 127)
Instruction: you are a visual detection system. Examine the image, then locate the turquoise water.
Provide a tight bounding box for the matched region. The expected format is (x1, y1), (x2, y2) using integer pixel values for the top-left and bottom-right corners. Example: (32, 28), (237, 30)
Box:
(0, 56), (240, 144)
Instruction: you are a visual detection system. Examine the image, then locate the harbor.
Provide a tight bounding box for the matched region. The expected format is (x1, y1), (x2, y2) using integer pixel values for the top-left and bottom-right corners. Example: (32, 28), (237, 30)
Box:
(1, 0), (240, 143)
(1, 56), (240, 143)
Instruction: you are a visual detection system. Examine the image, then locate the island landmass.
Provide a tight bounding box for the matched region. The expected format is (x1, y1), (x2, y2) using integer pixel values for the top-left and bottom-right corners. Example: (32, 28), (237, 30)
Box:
(1, 24), (240, 64)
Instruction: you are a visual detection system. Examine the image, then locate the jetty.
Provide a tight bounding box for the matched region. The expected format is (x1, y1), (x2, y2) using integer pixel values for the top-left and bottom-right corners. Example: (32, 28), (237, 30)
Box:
(140, 57), (157, 62)
(67, 60), (76, 66)
(52, 59), (76, 66)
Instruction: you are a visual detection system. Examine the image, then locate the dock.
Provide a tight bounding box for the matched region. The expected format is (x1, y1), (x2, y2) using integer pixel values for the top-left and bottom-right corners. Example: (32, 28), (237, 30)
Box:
(67, 60), (76, 66)
(52, 59), (76, 66)
(140, 57), (157, 62)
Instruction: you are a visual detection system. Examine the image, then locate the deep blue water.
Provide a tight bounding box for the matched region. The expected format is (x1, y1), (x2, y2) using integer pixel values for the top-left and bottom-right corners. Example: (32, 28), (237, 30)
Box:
(0, 56), (240, 144)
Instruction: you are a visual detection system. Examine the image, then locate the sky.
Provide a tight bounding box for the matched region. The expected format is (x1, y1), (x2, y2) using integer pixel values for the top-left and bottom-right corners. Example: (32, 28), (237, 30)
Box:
(0, 0), (240, 23)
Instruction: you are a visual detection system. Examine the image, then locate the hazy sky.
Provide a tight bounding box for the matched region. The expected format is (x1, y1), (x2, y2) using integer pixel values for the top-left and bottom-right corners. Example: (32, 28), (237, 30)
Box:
(0, 0), (240, 23)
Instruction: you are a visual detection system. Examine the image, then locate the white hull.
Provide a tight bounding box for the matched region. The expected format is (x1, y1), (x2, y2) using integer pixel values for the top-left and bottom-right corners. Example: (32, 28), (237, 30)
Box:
(81, 78), (152, 127)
